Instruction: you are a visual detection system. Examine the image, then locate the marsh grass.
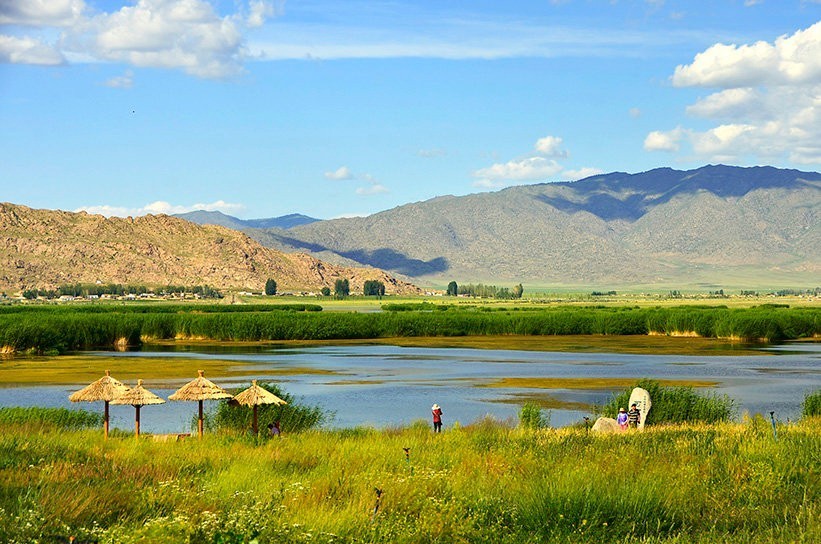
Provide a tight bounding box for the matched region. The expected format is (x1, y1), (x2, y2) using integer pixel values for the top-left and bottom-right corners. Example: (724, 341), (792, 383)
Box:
(1, 305), (817, 354)
(803, 390), (821, 418)
(602, 379), (736, 425)
(1, 415), (817, 543)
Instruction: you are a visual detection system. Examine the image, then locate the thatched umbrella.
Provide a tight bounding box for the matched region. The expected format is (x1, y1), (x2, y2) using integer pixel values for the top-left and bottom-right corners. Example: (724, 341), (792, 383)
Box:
(233, 380), (287, 435)
(110, 379), (165, 438)
(69, 370), (131, 439)
(169, 369), (233, 438)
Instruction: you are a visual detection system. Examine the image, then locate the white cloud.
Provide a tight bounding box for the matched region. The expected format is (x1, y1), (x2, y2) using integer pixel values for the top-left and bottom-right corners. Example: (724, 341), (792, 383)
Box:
(0, 0), (85, 26)
(644, 127), (685, 152)
(629, 107), (642, 118)
(0, 1), (282, 78)
(324, 166), (353, 180)
(0, 34), (64, 64)
(672, 22), (821, 87)
(247, 1), (277, 29)
(355, 183), (389, 195)
(534, 135), (568, 158)
(562, 167), (604, 181)
(473, 157), (564, 187)
(744, 0), (763, 6)
(75, 200), (245, 217)
(69, 0), (246, 78)
(104, 69), (134, 88)
(648, 22), (821, 165)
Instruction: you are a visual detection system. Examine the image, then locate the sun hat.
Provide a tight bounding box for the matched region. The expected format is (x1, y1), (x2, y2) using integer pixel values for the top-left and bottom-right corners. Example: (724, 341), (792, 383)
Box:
(619, 408), (626, 412)
(432, 404), (440, 410)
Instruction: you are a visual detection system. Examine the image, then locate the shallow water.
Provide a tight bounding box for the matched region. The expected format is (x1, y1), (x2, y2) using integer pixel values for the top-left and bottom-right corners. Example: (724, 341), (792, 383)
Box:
(1, 343), (819, 433)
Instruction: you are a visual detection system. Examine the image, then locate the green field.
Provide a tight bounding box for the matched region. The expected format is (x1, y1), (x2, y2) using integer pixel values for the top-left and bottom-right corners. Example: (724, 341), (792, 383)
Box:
(1, 412), (817, 543)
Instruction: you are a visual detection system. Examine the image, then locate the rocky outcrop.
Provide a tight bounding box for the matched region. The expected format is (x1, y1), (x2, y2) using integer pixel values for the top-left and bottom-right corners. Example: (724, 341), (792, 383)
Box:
(0, 203), (421, 295)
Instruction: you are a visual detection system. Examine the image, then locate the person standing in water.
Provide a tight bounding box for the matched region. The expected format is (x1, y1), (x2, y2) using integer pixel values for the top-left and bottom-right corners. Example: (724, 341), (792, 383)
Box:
(431, 403), (443, 432)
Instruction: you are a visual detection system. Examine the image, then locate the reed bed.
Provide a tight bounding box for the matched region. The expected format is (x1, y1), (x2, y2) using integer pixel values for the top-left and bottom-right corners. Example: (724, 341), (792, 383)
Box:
(1, 413), (818, 543)
(1, 305), (818, 354)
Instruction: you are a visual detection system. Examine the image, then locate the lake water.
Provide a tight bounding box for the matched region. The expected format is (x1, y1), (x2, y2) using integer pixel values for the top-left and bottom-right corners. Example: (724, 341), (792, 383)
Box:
(2, 343), (819, 433)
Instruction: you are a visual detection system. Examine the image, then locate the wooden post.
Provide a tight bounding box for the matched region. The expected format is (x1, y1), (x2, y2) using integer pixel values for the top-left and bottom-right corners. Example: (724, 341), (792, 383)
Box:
(104, 401), (110, 440)
(252, 404), (259, 435)
(135, 405), (141, 438)
(198, 399), (204, 438)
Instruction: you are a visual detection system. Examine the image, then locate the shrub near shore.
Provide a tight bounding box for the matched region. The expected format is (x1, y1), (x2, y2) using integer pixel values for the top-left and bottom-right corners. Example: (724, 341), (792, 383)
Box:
(0, 412), (817, 543)
(0, 304), (818, 353)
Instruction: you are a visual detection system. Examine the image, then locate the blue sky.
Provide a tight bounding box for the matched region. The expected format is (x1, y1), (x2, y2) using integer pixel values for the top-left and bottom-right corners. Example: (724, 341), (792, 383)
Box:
(1, 0), (819, 219)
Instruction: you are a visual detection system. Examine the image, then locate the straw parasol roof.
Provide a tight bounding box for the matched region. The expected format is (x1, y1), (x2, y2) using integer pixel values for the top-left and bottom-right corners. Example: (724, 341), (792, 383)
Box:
(110, 379), (165, 438)
(233, 380), (287, 435)
(169, 370), (233, 401)
(169, 370), (233, 438)
(69, 370), (130, 403)
(69, 370), (131, 439)
(233, 380), (287, 408)
(110, 380), (166, 407)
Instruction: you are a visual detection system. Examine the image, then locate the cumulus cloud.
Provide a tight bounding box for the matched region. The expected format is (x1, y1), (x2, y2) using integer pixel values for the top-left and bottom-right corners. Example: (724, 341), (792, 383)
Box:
(247, 0), (278, 29)
(0, 0), (85, 26)
(324, 166), (353, 180)
(562, 167), (604, 181)
(1, 1), (281, 78)
(534, 135), (568, 158)
(644, 127), (685, 152)
(473, 157), (564, 188)
(0, 34), (64, 64)
(75, 200), (245, 217)
(648, 22), (821, 165)
(473, 134), (603, 188)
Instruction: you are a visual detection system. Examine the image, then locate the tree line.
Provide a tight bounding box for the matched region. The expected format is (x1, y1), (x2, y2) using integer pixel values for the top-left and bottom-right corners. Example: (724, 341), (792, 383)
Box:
(445, 281), (524, 299)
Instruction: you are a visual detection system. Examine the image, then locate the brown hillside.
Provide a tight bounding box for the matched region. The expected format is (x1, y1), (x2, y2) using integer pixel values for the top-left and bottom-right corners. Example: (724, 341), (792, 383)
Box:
(0, 203), (420, 294)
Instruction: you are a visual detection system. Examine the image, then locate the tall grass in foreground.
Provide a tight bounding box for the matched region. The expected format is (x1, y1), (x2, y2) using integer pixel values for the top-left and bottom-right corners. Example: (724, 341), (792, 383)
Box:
(1, 416), (817, 543)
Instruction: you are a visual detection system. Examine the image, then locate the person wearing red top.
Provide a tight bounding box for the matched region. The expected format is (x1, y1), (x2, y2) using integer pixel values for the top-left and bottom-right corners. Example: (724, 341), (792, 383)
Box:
(431, 403), (443, 432)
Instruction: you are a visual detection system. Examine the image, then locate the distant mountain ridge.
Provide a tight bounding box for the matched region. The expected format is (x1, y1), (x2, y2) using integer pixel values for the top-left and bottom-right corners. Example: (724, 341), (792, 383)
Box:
(0, 204), (419, 294)
(175, 210), (319, 230)
(236, 165), (820, 288)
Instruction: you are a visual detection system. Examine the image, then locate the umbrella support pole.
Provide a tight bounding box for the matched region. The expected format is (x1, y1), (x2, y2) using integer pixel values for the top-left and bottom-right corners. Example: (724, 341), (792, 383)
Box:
(252, 405), (259, 435)
(135, 405), (141, 438)
(198, 400), (204, 439)
(104, 401), (110, 440)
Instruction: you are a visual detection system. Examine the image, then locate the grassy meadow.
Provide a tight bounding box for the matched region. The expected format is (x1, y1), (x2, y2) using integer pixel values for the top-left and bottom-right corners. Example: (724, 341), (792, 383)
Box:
(0, 411), (818, 544)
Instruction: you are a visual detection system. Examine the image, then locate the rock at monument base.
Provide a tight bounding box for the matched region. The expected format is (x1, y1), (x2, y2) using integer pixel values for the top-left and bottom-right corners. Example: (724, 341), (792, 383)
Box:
(591, 417), (620, 433)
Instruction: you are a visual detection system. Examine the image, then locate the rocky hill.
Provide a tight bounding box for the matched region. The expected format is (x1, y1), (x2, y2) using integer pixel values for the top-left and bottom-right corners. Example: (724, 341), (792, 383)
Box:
(0, 204), (419, 294)
(244, 165), (820, 288)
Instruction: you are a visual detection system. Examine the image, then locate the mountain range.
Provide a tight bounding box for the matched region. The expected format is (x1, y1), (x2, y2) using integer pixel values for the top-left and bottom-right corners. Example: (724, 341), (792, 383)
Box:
(181, 165), (820, 289)
(0, 204), (418, 294)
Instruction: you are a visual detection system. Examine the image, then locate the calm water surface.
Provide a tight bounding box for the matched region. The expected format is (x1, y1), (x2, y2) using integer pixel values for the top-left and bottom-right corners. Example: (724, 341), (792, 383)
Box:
(2, 343), (819, 433)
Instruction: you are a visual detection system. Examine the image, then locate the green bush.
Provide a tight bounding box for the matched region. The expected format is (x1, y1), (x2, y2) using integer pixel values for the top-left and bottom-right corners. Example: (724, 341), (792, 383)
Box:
(518, 402), (549, 429)
(204, 383), (328, 434)
(601, 379), (735, 425)
(802, 390), (821, 418)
